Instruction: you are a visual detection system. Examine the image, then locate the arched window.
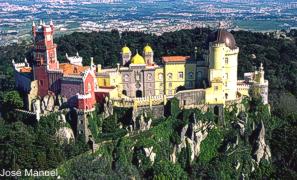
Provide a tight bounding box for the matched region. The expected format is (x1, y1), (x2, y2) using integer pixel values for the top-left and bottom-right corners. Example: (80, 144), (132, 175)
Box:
(167, 73), (172, 79)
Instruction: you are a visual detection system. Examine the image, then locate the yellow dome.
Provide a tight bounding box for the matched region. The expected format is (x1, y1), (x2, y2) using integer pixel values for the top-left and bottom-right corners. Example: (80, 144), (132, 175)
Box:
(131, 53), (145, 64)
(122, 46), (131, 54)
(144, 44), (153, 53)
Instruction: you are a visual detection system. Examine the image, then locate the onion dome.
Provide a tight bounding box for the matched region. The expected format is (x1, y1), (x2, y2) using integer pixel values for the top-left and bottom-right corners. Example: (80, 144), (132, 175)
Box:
(143, 44), (153, 53)
(131, 52), (145, 64)
(122, 45), (131, 54)
(208, 29), (237, 49)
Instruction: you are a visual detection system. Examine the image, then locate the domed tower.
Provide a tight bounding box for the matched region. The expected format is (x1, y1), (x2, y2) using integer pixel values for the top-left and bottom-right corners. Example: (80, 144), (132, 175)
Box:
(121, 45), (132, 66)
(207, 29), (239, 102)
(131, 52), (145, 65)
(143, 44), (154, 65)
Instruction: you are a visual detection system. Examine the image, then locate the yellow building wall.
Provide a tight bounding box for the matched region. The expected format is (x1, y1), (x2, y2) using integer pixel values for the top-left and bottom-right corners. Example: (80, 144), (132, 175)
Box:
(154, 67), (164, 96)
(96, 72), (122, 88)
(164, 62), (186, 96)
(205, 82), (224, 105)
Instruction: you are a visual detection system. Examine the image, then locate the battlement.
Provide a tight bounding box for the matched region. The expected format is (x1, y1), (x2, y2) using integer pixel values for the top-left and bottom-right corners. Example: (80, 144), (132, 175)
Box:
(111, 95), (167, 108)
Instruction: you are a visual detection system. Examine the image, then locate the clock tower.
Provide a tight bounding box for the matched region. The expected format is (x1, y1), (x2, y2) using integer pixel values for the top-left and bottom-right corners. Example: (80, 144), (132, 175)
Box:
(32, 20), (61, 97)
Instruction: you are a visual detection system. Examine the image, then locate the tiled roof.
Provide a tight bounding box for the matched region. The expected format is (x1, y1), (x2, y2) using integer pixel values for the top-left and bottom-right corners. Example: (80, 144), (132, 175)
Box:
(20, 67), (32, 73)
(162, 56), (190, 63)
(59, 63), (89, 75)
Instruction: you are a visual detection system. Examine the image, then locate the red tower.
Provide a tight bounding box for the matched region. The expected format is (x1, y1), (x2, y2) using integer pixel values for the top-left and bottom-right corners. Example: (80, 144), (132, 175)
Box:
(32, 20), (58, 69)
(32, 20), (60, 97)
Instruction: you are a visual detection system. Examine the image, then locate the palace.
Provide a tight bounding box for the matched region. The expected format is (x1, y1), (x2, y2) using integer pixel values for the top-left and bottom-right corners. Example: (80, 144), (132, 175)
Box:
(13, 21), (268, 139)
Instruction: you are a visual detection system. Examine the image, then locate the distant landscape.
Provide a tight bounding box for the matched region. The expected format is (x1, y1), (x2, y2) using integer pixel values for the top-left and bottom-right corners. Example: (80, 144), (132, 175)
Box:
(1, 0), (297, 46)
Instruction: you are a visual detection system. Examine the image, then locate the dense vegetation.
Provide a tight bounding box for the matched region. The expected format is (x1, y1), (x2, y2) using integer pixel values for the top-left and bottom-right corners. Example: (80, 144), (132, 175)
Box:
(0, 28), (297, 178)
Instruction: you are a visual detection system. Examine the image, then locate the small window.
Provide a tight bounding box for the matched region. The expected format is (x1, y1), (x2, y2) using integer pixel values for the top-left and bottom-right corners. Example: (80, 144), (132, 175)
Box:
(214, 86), (218, 91)
(168, 90), (172, 95)
(167, 73), (173, 79)
(160, 83), (163, 87)
(169, 82), (172, 88)
(178, 72), (184, 79)
(80, 120), (83, 125)
(124, 74), (129, 82)
(39, 80), (43, 86)
(189, 72), (194, 79)
(225, 58), (229, 64)
(88, 83), (91, 92)
(158, 73), (163, 80)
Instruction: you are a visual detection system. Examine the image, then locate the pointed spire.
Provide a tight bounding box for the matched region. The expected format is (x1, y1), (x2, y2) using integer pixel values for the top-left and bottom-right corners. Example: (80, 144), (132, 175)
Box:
(39, 19), (42, 25)
(24, 58), (28, 63)
(50, 19), (53, 26)
(76, 52), (79, 57)
(66, 53), (68, 58)
(32, 21), (35, 27)
(260, 63), (264, 71)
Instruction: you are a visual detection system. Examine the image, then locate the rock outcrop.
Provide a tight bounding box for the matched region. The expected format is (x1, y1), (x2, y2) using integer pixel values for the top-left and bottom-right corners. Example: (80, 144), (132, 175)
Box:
(56, 127), (75, 144)
(143, 147), (156, 164)
(173, 113), (214, 163)
(253, 121), (271, 164)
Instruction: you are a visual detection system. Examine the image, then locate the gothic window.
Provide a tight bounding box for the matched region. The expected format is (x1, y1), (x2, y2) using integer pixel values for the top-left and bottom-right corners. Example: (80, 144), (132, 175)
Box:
(214, 86), (218, 91)
(160, 83), (163, 87)
(178, 72), (184, 79)
(103, 79), (107, 86)
(169, 82), (172, 88)
(158, 73), (163, 80)
(167, 73), (172, 79)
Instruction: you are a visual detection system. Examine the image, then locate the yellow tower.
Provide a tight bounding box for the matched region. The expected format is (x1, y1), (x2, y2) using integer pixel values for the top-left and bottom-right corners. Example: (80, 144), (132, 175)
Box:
(207, 29), (239, 104)
(121, 45), (132, 65)
(143, 44), (154, 65)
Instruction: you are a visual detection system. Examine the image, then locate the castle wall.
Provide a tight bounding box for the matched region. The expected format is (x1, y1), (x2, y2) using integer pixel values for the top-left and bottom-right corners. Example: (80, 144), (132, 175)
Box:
(61, 78), (83, 108)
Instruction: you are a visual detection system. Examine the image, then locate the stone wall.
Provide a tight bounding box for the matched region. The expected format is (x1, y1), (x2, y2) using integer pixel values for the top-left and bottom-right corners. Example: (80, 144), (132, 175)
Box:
(133, 105), (164, 119)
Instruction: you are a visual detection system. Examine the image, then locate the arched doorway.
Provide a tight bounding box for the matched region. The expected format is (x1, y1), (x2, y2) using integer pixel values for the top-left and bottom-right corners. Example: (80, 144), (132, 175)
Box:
(136, 90), (142, 97)
(122, 90), (127, 96)
(214, 105), (220, 116)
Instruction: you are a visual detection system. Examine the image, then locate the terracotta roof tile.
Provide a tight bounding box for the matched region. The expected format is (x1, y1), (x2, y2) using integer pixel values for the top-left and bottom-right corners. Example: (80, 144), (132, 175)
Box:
(20, 67), (32, 73)
(59, 63), (89, 75)
(162, 56), (190, 63)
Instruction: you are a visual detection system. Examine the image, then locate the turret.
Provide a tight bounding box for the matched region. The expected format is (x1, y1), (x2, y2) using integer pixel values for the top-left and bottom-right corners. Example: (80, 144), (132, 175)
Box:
(121, 45), (131, 66)
(259, 63), (265, 84)
(143, 44), (154, 65)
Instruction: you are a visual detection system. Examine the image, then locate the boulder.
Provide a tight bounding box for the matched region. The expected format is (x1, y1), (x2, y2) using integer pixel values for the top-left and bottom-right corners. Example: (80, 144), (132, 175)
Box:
(55, 127), (74, 144)
(143, 147), (156, 164)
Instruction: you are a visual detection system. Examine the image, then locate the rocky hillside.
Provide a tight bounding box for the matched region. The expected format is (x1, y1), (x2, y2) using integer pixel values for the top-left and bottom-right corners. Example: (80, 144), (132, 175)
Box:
(56, 97), (283, 179)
